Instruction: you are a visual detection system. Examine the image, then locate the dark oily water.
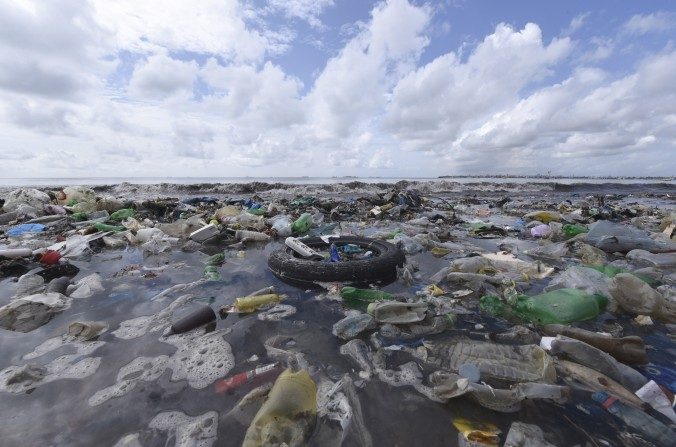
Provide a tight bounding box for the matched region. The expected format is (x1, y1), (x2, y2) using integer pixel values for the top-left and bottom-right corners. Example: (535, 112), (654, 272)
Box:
(0, 182), (674, 447)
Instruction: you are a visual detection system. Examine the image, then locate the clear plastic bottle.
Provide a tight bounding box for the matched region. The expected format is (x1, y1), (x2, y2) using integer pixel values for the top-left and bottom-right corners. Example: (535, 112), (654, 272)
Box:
(592, 391), (675, 447)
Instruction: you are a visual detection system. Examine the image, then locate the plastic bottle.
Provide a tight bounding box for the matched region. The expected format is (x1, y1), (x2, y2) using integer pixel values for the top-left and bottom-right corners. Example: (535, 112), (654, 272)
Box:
(423, 340), (557, 383)
(541, 324), (648, 364)
(242, 368), (317, 447)
(609, 273), (674, 322)
(549, 335), (648, 391)
(235, 230), (271, 242)
(167, 305), (216, 335)
(285, 237), (323, 260)
(109, 208), (135, 221)
(270, 216), (293, 237)
(562, 224), (588, 238)
(332, 314), (376, 340)
(340, 287), (393, 304)
(93, 222), (126, 232)
(329, 243), (340, 262)
(291, 213), (313, 234)
(367, 301), (428, 324)
(203, 265), (221, 281)
(480, 288), (607, 325)
(234, 294), (282, 313)
(0, 248), (33, 259)
(592, 391), (675, 447)
(523, 211), (561, 223)
(588, 264), (659, 287)
(215, 362), (283, 393)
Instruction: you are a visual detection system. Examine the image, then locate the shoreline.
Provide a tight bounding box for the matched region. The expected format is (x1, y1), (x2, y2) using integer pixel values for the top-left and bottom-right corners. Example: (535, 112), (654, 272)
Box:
(1, 179), (674, 201)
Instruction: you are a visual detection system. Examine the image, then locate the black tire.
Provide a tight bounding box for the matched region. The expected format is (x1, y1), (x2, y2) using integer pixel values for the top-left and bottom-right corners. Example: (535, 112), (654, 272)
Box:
(268, 236), (405, 287)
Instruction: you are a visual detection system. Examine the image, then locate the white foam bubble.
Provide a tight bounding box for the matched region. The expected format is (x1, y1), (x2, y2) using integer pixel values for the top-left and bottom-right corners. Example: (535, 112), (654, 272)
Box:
(90, 329), (233, 405)
(257, 304), (297, 321)
(112, 294), (195, 339)
(23, 329), (107, 360)
(88, 355), (170, 406)
(0, 353), (101, 394)
(163, 331), (234, 389)
(149, 410), (218, 447)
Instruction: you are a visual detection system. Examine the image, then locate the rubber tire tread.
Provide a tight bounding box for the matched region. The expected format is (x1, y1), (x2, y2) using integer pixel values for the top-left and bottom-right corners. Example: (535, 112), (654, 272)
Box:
(268, 236), (405, 285)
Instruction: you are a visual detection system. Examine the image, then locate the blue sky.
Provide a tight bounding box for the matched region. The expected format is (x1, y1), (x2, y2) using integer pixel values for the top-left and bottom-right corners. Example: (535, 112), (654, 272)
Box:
(0, 0), (674, 178)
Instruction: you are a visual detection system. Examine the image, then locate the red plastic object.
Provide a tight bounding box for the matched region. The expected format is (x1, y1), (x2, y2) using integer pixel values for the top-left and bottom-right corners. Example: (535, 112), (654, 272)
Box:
(40, 250), (62, 265)
(214, 362), (283, 393)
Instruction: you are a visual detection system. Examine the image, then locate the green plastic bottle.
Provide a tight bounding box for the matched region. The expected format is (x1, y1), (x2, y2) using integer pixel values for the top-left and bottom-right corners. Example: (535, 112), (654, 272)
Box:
(93, 222), (126, 232)
(480, 288), (607, 325)
(562, 224), (588, 238)
(205, 253), (225, 266)
(291, 213), (313, 234)
(587, 264), (661, 287)
(109, 208), (135, 221)
(340, 287), (393, 307)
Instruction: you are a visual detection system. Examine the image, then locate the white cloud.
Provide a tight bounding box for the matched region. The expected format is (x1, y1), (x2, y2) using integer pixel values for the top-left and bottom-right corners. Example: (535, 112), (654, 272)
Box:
(623, 12), (675, 35)
(565, 12), (589, 35)
(267, 0), (334, 29)
(309, 0), (431, 139)
(384, 23), (571, 151)
(0, 0), (673, 178)
(449, 51), (676, 173)
(128, 54), (198, 100)
(0, 1), (110, 101)
(90, 0), (289, 63)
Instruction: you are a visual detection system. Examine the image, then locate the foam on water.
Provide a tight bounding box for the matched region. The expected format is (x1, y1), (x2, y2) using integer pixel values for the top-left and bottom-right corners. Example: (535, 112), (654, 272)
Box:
(90, 329), (233, 405)
(112, 293), (195, 339)
(257, 304), (297, 321)
(88, 355), (170, 406)
(148, 410), (219, 447)
(23, 336), (105, 360)
(0, 353), (101, 393)
(162, 330), (234, 389)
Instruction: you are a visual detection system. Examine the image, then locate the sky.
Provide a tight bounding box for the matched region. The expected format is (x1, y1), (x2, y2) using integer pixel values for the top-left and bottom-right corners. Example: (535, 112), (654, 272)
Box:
(0, 0), (674, 178)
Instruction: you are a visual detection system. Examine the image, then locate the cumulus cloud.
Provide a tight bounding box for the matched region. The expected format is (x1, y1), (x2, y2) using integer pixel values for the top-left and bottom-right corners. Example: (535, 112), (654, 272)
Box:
(449, 50), (676, 173)
(171, 120), (215, 159)
(384, 23), (571, 151)
(90, 0), (290, 63)
(309, 0), (431, 138)
(0, 1), (109, 100)
(0, 0), (673, 178)
(128, 54), (198, 100)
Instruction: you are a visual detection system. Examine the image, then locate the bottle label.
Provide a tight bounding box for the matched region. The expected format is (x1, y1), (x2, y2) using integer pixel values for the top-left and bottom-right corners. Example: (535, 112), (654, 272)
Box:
(602, 395), (618, 410)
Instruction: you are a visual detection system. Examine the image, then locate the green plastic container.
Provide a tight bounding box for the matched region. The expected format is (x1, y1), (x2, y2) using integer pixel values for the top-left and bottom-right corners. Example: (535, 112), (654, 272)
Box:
(340, 286), (393, 307)
(562, 224), (588, 238)
(587, 264), (661, 287)
(291, 213), (313, 234)
(93, 222), (126, 232)
(480, 288), (607, 325)
(109, 208), (135, 221)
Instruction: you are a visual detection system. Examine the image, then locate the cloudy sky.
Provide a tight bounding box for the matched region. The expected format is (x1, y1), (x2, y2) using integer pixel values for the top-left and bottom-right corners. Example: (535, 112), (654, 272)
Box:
(0, 0), (674, 178)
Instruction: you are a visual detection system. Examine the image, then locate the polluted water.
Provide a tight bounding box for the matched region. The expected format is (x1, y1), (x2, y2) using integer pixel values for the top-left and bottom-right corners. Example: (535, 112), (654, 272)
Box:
(0, 179), (675, 446)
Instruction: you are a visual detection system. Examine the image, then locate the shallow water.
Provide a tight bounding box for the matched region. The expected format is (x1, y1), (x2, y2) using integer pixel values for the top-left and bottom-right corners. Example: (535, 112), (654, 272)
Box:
(0, 182), (674, 446)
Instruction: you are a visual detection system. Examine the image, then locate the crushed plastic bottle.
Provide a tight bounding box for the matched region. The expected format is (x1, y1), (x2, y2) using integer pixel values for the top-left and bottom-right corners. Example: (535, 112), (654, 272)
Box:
(480, 288), (608, 325)
(367, 301), (428, 324)
(421, 340), (557, 383)
(242, 368), (317, 447)
(592, 391), (675, 447)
